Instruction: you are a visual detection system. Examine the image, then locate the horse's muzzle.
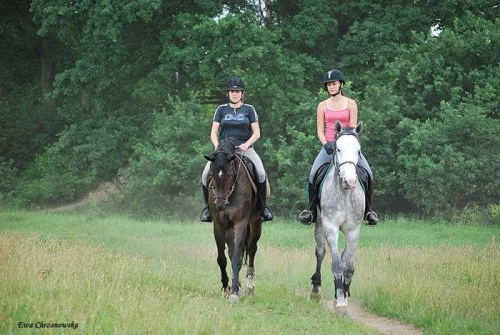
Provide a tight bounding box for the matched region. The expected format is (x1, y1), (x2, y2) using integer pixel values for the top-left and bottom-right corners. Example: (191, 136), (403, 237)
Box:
(342, 176), (357, 190)
(215, 199), (230, 210)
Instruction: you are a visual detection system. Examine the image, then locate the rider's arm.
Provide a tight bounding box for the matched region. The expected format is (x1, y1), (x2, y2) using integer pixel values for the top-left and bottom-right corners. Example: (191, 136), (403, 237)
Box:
(211, 122), (220, 149)
(240, 123), (260, 151)
(348, 99), (358, 127)
(317, 102), (327, 145)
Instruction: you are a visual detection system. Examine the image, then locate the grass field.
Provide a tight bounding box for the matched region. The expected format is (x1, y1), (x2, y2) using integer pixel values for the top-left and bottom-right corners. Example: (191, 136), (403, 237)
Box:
(1, 210), (499, 334)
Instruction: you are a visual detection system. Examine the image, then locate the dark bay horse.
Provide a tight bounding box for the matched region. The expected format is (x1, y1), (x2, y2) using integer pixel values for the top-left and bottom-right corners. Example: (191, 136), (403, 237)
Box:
(311, 121), (365, 308)
(204, 138), (263, 303)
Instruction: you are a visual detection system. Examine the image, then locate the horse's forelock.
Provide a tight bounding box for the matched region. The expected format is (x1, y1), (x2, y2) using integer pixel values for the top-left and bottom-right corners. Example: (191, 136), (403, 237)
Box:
(213, 150), (233, 173)
(218, 138), (237, 154)
(336, 128), (359, 140)
(211, 138), (237, 172)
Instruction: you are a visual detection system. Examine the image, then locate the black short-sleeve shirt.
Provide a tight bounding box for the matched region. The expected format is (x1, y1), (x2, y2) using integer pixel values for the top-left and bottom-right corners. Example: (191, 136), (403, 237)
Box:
(213, 104), (259, 146)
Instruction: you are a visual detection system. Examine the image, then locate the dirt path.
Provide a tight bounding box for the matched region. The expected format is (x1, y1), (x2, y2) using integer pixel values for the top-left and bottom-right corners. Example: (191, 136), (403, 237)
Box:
(324, 299), (423, 335)
(55, 182), (120, 212)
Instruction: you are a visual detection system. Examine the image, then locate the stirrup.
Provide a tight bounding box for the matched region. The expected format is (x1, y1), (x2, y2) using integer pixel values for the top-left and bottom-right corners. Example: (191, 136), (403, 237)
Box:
(298, 210), (313, 225)
(262, 206), (273, 221)
(365, 211), (378, 226)
(200, 206), (212, 222)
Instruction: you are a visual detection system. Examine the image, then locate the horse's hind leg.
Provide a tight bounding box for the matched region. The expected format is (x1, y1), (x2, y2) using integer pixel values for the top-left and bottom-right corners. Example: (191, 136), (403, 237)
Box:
(246, 219), (262, 296)
(215, 225), (229, 299)
(310, 221), (326, 301)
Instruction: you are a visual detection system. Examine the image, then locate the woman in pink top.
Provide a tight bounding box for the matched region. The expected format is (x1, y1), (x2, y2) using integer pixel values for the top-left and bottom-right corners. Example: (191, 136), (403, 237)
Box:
(298, 69), (378, 225)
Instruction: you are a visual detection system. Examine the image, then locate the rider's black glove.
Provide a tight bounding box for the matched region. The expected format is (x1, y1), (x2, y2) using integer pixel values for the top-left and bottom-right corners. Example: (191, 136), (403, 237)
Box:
(323, 142), (335, 155)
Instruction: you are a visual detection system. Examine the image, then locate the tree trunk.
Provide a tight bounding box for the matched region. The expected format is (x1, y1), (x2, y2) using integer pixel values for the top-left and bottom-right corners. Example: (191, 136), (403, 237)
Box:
(265, 0), (272, 25)
(41, 37), (55, 96)
(81, 93), (92, 115)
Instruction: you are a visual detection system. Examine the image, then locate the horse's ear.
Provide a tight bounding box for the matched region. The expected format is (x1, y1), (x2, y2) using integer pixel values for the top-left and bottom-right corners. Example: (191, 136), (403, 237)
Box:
(355, 121), (364, 135)
(335, 121), (342, 133)
(204, 153), (215, 161)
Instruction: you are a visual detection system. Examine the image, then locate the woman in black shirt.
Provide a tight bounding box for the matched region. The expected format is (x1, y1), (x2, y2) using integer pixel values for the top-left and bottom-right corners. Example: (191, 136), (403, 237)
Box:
(200, 76), (273, 222)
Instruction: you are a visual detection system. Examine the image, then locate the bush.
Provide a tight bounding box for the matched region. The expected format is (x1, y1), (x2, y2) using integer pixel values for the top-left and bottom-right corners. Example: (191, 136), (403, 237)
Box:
(396, 100), (499, 214)
(491, 205), (500, 225)
(123, 96), (213, 214)
(16, 112), (141, 205)
(0, 158), (18, 201)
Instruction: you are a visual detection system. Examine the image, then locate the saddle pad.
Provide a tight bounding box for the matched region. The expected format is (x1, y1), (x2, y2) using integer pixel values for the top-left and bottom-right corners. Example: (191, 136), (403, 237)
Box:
(308, 163), (367, 204)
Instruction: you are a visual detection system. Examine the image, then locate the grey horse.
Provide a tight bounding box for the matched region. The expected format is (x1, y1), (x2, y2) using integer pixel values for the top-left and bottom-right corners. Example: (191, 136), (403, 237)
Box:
(310, 121), (365, 307)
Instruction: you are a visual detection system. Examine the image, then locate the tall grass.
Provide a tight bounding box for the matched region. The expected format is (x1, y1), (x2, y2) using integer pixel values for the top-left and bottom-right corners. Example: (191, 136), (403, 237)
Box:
(1, 210), (499, 334)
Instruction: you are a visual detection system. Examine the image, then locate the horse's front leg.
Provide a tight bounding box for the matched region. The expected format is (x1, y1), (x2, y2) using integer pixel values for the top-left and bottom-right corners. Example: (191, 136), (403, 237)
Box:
(325, 226), (346, 307)
(341, 227), (361, 300)
(246, 219), (262, 296)
(228, 223), (247, 303)
(214, 223), (229, 299)
(311, 219), (326, 301)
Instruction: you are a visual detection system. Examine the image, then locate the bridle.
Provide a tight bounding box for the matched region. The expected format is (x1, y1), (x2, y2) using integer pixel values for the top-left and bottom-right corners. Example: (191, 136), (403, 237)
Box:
(210, 152), (244, 204)
(333, 131), (360, 176)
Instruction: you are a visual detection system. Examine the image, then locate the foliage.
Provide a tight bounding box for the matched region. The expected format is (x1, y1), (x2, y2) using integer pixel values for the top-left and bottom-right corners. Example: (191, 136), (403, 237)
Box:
(491, 205), (500, 224)
(396, 100), (499, 213)
(266, 101), (318, 214)
(0, 158), (18, 202)
(123, 96), (213, 213)
(1, 0), (499, 217)
(0, 83), (65, 171)
(16, 111), (141, 204)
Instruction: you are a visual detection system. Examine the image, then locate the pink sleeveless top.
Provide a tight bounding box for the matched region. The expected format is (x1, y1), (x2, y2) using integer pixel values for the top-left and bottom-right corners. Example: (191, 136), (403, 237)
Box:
(324, 105), (350, 142)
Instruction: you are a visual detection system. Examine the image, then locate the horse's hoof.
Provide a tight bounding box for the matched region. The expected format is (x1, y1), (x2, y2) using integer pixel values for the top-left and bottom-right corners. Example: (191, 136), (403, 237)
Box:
(228, 294), (240, 303)
(335, 300), (348, 308)
(335, 304), (349, 317)
(221, 288), (230, 299)
(246, 286), (255, 296)
(310, 291), (322, 302)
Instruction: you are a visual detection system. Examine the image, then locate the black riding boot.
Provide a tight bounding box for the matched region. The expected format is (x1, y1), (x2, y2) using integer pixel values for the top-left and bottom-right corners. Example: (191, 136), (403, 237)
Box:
(364, 177), (378, 226)
(200, 184), (212, 222)
(258, 181), (273, 221)
(298, 182), (317, 225)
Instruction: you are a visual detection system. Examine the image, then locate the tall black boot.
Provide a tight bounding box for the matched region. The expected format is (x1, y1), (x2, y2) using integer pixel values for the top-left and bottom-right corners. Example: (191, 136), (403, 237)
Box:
(298, 182), (318, 225)
(257, 181), (273, 221)
(200, 184), (212, 222)
(364, 176), (378, 226)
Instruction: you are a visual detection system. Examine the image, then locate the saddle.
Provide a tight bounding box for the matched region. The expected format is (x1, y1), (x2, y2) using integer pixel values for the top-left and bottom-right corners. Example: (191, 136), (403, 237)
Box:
(207, 155), (270, 197)
(310, 162), (369, 204)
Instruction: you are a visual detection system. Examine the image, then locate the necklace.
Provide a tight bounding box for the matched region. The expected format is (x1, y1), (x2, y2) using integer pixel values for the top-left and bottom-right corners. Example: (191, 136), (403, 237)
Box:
(229, 102), (242, 114)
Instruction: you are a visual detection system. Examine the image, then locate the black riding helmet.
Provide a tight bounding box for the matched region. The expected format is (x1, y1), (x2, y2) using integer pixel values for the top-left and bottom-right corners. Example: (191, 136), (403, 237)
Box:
(226, 76), (245, 91)
(323, 69), (345, 91)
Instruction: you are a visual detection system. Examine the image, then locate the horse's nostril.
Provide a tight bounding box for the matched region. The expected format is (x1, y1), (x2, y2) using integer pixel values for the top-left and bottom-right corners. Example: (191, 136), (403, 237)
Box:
(216, 200), (230, 210)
